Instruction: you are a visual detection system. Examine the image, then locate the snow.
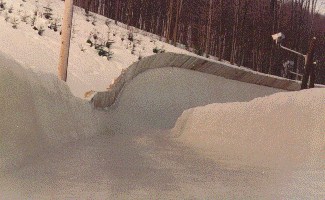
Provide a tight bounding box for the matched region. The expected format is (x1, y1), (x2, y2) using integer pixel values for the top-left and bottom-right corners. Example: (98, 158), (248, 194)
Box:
(105, 67), (282, 134)
(317, 0), (325, 14)
(0, 53), (106, 172)
(0, 0), (324, 199)
(1, 58), (324, 199)
(172, 88), (325, 170)
(0, 0), (194, 98)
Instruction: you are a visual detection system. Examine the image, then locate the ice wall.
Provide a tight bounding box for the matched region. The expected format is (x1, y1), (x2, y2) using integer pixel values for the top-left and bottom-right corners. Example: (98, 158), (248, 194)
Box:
(0, 53), (104, 171)
(91, 52), (307, 108)
(106, 67), (282, 134)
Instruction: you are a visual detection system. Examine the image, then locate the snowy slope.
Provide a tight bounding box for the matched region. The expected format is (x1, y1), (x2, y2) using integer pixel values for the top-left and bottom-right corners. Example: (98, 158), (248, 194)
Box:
(0, 0), (194, 98)
(317, 0), (325, 14)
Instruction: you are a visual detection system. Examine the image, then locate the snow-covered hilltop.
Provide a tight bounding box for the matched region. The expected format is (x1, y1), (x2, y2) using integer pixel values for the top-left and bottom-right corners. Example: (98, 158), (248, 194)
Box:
(0, 0), (193, 98)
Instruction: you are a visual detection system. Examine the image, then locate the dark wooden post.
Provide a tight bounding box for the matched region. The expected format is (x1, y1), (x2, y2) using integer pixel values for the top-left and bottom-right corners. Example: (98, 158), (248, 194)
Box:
(309, 63), (316, 88)
(301, 37), (316, 90)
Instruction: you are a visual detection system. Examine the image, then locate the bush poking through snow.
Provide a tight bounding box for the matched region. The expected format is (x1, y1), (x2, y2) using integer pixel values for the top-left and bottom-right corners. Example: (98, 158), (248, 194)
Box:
(20, 11), (29, 23)
(85, 10), (92, 22)
(91, 15), (97, 26)
(86, 38), (93, 47)
(153, 46), (165, 54)
(85, 29), (114, 60)
(34, 17), (47, 35)
(33, 7), (38, 16)
(153, 47), (159, 53)
(195, 48), (204, 56)
(97, 45), (113, 60)
(131, 44), (136, 54)
(138, 51), (143, 60)
(0, 0), (6, 10)
(71, 20), (78, 39)
(49, 17), (60, 32)
(7, 4), (12, 13)
(128, 31), (134, 42)
(105, 40), (114, 48)
(11, 16), (19, 29)
(30, 15), (36, 26)
(43, 4), (53, 19)
(38, 25), (45, 35)
(79, 44), (86, 52)
(105, 19), (111, 27)
(93, 32), (98, 40)
(4, 11), (9, 22)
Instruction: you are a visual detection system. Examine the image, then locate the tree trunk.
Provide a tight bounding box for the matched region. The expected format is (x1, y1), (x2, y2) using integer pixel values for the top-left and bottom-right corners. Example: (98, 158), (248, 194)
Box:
(114, 0), (119, 25)
(205, 0), (213, 55)
(172, 0), (183, 46)
(165, 0), (174, 43)
(85, 0), (91, 14)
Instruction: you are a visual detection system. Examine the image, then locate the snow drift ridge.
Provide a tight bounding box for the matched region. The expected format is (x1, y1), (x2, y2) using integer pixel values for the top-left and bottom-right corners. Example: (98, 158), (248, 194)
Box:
(172, 88), (325, 169)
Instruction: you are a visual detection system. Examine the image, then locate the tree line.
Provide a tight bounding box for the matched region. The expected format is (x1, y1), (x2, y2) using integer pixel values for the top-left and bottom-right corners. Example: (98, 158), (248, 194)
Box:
(73, 0), (325, 84)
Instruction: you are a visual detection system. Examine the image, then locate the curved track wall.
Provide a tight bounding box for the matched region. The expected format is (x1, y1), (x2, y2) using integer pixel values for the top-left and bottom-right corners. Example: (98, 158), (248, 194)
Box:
(91, 53), (303, 108)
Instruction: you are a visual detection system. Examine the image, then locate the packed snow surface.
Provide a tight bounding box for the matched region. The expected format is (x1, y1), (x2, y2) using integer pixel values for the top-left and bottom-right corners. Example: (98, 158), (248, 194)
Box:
(0, 0), (324, 199)
(106, 67), (281, 134)
(1, 56), (324, 199)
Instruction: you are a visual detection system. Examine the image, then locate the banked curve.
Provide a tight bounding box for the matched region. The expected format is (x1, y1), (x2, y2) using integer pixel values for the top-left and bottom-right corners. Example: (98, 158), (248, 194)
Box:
(91, 52), (301, 108)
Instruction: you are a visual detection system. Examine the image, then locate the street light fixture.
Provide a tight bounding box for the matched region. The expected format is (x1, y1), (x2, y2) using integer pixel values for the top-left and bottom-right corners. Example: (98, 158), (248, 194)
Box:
(271, 32), (307, 64)
(272, 32), (318, 89)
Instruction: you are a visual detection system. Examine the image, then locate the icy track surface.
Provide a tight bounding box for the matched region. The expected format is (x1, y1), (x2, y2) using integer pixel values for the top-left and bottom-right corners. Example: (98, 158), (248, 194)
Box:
(1, 54), (324, 199)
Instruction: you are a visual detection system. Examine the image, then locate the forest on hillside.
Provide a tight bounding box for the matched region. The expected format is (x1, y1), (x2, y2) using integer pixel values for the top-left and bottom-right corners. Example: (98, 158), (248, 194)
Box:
(73, 0), (325, 84)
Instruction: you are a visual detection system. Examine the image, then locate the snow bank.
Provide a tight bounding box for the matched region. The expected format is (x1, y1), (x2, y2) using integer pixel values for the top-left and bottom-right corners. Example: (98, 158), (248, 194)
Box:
(0, 53), (105, 171)
(172, 88), (325, 169)
(106, 67), (281, 134)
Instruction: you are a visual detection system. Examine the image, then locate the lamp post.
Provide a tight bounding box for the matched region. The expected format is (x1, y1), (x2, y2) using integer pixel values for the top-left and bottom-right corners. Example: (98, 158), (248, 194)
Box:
(58, 0), (74, 82)
(272, 33), (317, 89)
(271, 32), (307, 63)
(301, 37), (317, 89)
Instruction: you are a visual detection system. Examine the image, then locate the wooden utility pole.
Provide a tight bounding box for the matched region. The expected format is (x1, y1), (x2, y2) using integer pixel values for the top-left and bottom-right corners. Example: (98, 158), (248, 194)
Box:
(165, 0), (174, 43)
(301, 37), (316, 90)
(58, 0), (74, 82)
(84, 0), (91, 15)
